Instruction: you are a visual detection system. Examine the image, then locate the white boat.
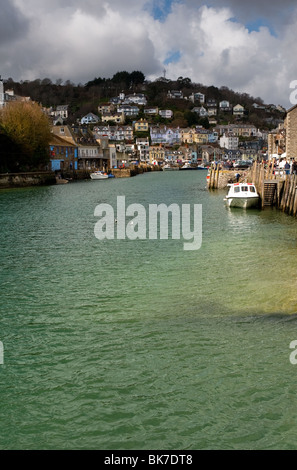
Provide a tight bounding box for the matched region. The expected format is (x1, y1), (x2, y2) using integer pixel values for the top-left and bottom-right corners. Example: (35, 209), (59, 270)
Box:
(180, 162), (196, 170)
(163, 164), (179, 171)
(90, 171), (109, 180)
(224, 183), (259, 209)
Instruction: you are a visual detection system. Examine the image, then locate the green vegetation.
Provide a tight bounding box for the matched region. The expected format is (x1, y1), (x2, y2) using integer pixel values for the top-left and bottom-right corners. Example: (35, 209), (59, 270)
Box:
(4, 71), (285, 130)
(0, 101), (51, 172)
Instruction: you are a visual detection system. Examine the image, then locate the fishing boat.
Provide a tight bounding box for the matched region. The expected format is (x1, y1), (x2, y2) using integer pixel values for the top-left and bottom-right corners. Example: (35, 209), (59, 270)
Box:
(224, 183), (259, 209)
(90, 171), (109, 180)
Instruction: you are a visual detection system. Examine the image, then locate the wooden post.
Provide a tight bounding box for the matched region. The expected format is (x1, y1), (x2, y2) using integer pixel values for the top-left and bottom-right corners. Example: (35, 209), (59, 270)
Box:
(260, 164), (265, 209)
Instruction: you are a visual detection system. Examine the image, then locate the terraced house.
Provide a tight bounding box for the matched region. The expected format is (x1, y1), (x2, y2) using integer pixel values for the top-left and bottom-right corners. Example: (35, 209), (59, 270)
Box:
(150, 126), (180, 145)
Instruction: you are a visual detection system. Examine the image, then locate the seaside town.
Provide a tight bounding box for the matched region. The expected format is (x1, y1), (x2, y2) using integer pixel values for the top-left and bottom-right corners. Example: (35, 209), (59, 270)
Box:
(0, 74), (294, 180)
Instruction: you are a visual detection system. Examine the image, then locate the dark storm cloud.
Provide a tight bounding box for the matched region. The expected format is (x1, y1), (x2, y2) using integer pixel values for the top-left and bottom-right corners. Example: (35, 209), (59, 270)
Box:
(0, 1), (29, 43)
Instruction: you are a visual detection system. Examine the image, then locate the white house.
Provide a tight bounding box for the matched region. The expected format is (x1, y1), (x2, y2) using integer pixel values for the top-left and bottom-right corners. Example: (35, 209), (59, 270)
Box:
(168, 90), (183, 99)
(81, 112), (100, 125)
(220, 133), (239, 150)
(123, 93), (147, 106)
(117, 104), (139, 117)
(219, 101), (232, 112)
(150, 126), (181, 145)
(136, 138), (150, 162)
(159, 109), (173, 119)
(189, 92), (205, 104)
(144, 107), (159, 116)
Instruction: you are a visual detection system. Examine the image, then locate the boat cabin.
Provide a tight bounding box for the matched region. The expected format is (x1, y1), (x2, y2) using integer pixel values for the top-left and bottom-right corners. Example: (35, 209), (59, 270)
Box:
(232, 183), (257, 194)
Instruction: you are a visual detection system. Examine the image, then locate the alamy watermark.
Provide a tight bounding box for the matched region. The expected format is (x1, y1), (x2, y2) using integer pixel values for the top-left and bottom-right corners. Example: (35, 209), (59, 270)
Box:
(0, 341), (3, 365)
(289, 341), (297, 365)
(94, 196), (202, 251)
(289, 81), (297, 105)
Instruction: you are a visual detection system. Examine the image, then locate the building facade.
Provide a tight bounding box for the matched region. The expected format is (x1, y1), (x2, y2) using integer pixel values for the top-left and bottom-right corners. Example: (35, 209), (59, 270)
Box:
(284, 105), (297, 159)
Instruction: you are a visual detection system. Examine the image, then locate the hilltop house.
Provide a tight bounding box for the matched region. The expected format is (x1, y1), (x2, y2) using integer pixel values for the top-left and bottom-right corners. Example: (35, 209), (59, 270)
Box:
(219, 101), (232, 112)
(117, 104), (139, 117)
(159, 109), (173, 119)
(144, 106), (159, 116)
(167, 90), (183, 99)
(122, 93), (147, 106)
(81, 112), (100, 125)
(98, 103), (114, 114)
(233, 104), (245, 117)
(101, 111), (125, 124)
(189, 92), (205, 104)
(134, 118), (149, 133)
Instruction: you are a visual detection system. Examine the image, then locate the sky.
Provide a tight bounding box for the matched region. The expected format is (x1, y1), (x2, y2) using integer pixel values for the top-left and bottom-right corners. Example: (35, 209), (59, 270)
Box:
(1, 0), (297, 108)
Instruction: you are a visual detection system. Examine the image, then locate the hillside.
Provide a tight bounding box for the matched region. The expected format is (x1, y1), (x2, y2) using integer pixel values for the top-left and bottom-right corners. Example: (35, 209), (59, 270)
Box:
(3, 72), (285, 129)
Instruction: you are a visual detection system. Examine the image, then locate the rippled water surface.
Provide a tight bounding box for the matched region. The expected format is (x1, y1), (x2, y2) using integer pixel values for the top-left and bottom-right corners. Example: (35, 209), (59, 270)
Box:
(1, 171), (297, 449)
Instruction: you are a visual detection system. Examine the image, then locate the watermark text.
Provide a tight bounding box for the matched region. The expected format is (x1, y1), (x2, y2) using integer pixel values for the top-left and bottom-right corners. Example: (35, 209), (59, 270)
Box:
(94, 196), (202, 251)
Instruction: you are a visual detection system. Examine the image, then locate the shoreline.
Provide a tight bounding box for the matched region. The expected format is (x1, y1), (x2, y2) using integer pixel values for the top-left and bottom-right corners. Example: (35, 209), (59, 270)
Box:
(0, 165), (162, 189)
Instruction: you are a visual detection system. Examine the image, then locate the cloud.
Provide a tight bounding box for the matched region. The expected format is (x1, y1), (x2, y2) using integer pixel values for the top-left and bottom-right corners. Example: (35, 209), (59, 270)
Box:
(1, 0), (297, 107)
(148, 3), (297, 107)
(0, 0), (28, 43)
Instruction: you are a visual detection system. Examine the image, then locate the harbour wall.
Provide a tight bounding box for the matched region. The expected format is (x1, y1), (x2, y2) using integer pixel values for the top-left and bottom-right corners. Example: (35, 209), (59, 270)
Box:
(0, 164), (162, 189)
(207, 167), (251, 189)
(0, 171), (56, 189)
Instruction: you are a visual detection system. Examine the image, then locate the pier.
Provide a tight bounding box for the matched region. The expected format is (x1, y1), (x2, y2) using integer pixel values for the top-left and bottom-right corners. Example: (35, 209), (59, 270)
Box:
(207, 160), (297, 216)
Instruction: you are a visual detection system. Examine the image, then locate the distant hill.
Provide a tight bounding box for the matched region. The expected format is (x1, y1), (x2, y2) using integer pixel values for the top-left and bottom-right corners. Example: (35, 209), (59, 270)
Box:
(3, 72), (285, 130)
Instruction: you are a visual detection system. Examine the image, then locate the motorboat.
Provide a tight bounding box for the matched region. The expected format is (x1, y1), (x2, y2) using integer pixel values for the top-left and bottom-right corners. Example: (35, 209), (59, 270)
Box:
(163, 164), (179, 171)
(224, 182), (259, 209)
(90, 171), (109, 180)
(180, 162), (197, 170)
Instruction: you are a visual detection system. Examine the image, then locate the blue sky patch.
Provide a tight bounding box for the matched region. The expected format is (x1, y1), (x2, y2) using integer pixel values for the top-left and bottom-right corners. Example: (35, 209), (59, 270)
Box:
(246, 18), (277, 37)
(164, 50), (182, 65)
(150, 0), (181, 21)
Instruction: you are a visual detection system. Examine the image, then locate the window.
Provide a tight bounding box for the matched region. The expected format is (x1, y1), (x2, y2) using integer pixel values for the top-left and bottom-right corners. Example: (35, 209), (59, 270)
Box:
(241, 186), (248, 192)
(249, 186), (256, 193)
(234, 187), (240, 193)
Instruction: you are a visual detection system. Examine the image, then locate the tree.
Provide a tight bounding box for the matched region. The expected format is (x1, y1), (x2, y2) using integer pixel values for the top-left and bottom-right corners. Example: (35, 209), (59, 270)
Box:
(0, 101), (51, 171)
(130, 71), (145, 86)
(112, 71), (131, 88)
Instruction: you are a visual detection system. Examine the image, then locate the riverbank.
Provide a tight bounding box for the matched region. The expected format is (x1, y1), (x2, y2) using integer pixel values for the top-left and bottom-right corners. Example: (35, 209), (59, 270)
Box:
(0, 164), (162, 189)
(0, 171), (57, 189)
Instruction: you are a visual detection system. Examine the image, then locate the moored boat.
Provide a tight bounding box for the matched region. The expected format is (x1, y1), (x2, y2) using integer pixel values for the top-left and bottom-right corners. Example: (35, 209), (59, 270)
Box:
(224, 182), (259, 209)
(180, 162), (197, 170)
(90, 171), (109, 180)
(163, 164), (179, 171)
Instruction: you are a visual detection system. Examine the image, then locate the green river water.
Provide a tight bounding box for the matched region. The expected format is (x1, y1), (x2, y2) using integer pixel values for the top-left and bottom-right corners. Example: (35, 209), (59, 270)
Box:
(1, 170), (297, 450)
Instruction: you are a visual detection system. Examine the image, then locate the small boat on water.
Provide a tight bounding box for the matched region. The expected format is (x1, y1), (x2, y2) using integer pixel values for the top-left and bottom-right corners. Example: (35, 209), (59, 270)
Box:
(224, 183), (259, 209)
(163, 164), (179, 171)
(90, 171), (109, 180)
(180, 162), (197, 170)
